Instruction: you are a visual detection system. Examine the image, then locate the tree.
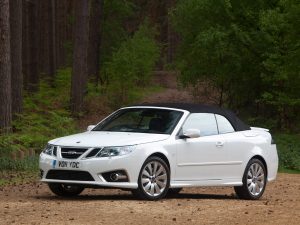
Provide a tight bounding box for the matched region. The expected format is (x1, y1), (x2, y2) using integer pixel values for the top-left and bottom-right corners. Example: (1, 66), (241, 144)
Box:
(172, 0), (300, 130)
(70, 0), (89, 114)
(171, 0), (268, 108)
(0, 0), (12, 132)
(105, 22), (160, 106)
(87, 0), (103, 84)
(10, 0), (23, 116)
(23, 0), (39, 92)
(166, 0), (177, 64)
(48, 0), (56, 80)
(259, 0), (300, 130)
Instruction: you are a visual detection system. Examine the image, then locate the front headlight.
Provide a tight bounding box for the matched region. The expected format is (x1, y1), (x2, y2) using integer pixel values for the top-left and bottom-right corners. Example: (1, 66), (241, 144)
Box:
(96, 145), (135, 158)
(43, 144), (54, 156)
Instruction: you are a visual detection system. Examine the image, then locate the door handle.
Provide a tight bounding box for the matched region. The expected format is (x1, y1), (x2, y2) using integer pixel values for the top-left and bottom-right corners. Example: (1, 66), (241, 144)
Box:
(216, 141), (224, 147)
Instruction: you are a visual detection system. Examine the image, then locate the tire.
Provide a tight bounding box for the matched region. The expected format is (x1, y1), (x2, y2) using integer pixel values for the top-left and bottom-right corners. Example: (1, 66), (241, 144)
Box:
(234, 158), (267, 200)
(132, 156), (170, 200)
(48, 183), (84, 197)
(167, 188), (182, 196)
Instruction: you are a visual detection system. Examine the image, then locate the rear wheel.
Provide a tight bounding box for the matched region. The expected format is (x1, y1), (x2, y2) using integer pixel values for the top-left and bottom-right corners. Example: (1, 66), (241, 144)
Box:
(234, 158), (267, 200)
(132, 156), (170, 200)
(48, 183), (84, 197)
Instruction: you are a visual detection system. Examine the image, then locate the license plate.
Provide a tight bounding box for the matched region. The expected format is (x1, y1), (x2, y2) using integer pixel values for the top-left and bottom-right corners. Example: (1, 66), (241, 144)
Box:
(56, 160), (80, 169)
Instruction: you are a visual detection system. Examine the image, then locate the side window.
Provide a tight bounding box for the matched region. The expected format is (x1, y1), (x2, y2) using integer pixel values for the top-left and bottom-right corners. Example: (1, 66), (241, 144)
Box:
(215, 114), (235, 134)
(182, 113), (218, 136)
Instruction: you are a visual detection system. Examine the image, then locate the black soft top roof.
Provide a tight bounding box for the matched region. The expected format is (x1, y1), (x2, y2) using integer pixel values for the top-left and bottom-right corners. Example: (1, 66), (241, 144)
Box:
(131, 103), (250, 131)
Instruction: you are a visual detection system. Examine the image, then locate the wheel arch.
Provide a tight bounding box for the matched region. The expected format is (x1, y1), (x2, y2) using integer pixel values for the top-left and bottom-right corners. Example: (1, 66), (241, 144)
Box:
(147, 152), (170, 170)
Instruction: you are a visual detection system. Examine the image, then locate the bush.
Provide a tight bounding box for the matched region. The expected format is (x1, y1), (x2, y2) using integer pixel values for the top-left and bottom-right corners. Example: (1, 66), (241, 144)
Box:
(105, 21), (160, 106)
(275, 134), (300, 171)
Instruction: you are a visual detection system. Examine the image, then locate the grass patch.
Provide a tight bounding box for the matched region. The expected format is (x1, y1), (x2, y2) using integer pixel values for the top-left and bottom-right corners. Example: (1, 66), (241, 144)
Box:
(278, 168), (300, 174)
(0, 170), (39, 186)
(0, 68), (78, 157)
(275, 133), (300, 172)
(0, 156), (39, 186)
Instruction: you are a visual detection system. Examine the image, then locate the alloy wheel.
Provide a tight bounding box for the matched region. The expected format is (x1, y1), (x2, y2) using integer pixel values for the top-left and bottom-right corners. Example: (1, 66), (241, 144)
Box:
(141, 161), (168, 197)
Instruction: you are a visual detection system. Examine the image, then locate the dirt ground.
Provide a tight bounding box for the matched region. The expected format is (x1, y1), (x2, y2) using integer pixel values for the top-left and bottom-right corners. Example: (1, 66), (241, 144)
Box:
(0, 173), (299, 225)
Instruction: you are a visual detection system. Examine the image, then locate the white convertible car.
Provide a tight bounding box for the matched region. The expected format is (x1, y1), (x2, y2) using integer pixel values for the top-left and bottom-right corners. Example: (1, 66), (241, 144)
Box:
(40, 103), (278, 200)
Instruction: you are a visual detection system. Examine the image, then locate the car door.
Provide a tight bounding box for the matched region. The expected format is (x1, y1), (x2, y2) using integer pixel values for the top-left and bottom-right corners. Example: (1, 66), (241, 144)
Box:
(215, 114), (247, 179)
(175, 113), (228, 181)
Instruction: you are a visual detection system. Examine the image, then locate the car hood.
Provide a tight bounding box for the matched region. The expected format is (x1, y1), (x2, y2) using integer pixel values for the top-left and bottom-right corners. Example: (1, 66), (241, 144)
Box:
(49, 131), (170, 147)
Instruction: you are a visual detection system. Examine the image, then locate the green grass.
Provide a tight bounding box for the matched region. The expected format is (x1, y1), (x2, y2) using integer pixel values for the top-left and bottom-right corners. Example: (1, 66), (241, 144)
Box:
(278, 168), (300, 174)
(0, 68), (78, 158)
(275, 133), (300, 172)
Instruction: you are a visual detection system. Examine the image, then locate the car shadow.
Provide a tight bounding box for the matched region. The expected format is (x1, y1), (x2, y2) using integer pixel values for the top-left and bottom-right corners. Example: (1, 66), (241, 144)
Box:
(34, 192), (237, 201)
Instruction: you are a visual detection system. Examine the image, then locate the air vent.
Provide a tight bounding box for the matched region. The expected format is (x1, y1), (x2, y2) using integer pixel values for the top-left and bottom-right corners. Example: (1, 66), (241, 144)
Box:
(46, 170), (94, 181)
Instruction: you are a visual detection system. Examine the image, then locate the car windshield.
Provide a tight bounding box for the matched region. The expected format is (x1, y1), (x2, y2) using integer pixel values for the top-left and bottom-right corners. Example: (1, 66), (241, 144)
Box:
(93, 108), (183, 134)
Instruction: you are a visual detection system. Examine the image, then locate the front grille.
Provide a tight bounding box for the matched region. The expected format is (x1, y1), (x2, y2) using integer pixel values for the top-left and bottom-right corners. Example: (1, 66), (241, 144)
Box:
(46, 170), (94, 181)
(61, 147), (88, 159)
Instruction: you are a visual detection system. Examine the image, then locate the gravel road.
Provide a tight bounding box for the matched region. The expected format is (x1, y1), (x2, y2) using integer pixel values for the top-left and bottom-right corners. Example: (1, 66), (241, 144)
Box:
(0, 173), (299, 225)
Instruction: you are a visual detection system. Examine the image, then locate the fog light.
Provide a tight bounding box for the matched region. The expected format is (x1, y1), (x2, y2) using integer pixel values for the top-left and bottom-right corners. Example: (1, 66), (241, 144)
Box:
(102, 170), (128, 182)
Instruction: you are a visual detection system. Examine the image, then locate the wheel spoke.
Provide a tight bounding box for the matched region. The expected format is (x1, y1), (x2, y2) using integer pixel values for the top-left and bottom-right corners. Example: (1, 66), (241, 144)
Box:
(257, 180), (264, 189)
(142, 178), (150, 184)
(142, 170), (150, 178)
(147, 164), (153, 176)
(247, 170), (252, 178)
(155, 166), (164, 176)
(247, 179), (252, 185)
(257, 174), (264, 180)
(248, 183), (255, 194)
(257, 166), (262, 177)
(150, 183), (155, 195)
(153, 162), (158, 175)
(250, 165), (255, 178)
(154, 183), (161, 194)
(156, 179), (166, 188)
(156, 173), (167, 180)
(144, 182), (151, 191)
(255, 183), (260, 194)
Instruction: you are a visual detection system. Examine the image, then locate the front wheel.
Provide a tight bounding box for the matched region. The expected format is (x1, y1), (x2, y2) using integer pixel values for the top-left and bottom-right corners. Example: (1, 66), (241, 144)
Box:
(234, 158), (267, 200)
(132, 156), (170, 200)
(48, 183), (84, 197)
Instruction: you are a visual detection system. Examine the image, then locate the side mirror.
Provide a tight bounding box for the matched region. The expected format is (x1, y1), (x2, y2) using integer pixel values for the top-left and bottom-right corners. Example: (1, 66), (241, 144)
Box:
(87, 125), (96, 131)
(179, 129), (201, 139)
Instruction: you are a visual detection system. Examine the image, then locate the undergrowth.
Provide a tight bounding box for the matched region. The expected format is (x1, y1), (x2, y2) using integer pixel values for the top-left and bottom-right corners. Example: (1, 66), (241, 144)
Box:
(0, 68), (164, 174)
(275, 133), (300, 172)
(0, 68), (77, 159)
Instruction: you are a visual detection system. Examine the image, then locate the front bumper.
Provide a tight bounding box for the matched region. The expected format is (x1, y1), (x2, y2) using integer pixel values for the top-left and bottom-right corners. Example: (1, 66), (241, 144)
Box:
(39, 152), (141, 189)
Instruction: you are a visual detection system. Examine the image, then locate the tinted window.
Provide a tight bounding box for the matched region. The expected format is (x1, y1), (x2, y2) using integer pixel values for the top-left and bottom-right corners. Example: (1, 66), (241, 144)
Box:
(93, 108), (183, 134)
(182, 113), (218, 136)
(215, 114), (235, 134)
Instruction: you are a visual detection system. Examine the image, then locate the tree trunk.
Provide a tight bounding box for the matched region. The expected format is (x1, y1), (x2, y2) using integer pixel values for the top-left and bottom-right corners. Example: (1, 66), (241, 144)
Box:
(48, 0), (56, 80)
(166, 0), (177, 64)
(28, 0), (39, 91)
(10, 0), (23, 116)
(87, 0), (103, 84)
(0, 0), (12, 133)
(70, 0), (89, 115)
(37, 0), (49, 77)
(23, 0), (39, 92)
